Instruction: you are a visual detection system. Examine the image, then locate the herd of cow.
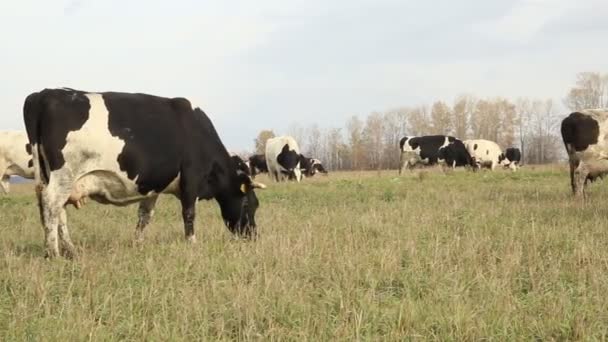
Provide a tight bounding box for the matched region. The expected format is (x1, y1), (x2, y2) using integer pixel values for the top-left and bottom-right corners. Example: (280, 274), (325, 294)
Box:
(0, 87), (606, 259)
(398, 135), (521, 174)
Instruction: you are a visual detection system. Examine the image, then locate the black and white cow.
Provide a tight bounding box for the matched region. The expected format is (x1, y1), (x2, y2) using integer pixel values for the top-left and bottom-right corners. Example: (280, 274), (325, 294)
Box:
(561, 109), (608, 199)
(399, 135), (472, 173)
(23, 88), (266, 258)
(504, 147), (521, 171)
(248, 154), (268, 178)
(0, 131), (34, 193)
(265, 136), (302, 182)
(299, 155), (328, 178)
(463, 139), (507, 171)
(437, 139), (474, 169)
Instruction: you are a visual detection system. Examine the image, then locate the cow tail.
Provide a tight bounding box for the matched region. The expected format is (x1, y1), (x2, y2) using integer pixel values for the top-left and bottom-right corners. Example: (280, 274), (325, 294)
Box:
(23, 91), (50, 187)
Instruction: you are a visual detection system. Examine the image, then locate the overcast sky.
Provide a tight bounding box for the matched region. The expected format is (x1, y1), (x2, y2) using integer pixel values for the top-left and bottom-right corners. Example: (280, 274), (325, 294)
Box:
(1, 0), (607, 151)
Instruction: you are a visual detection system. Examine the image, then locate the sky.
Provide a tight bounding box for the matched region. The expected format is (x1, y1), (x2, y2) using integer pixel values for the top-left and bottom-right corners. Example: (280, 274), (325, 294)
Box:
(1, 0), (607, 151)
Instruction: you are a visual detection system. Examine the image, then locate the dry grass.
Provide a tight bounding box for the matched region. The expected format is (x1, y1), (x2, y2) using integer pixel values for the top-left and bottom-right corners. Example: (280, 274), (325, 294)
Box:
(2, 165), (608, 340)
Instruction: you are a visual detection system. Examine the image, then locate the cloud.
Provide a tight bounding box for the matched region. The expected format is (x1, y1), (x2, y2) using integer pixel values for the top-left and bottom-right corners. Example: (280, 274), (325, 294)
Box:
(64, 0), (86, 15)
(476, 0), (575, 43)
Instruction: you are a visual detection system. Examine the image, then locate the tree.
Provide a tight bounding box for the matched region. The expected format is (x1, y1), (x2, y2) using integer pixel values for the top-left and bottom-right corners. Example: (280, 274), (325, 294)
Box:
(362, 112), (385, 169)
(515, 97), (533, 163)
(253, 130), (275, 154)
(346, 116), (364, 170)
(564, 72), (608, 110)
(452, 95), (475, 139)
(408, 105), (430, 136)
(430, 101), (453, 135)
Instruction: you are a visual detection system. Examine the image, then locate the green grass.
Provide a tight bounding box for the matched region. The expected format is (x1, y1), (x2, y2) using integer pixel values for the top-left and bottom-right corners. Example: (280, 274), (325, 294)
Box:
(2, 166), (608, 340)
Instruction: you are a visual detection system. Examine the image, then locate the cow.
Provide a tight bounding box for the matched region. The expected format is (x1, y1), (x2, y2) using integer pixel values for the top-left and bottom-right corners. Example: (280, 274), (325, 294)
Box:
(504, 147), (521, 171)
(300, 155), (328, 178)
(561, 109), (608, 199)
(463, 139), (507, 171)
(265, 136), (302, 182)
(23, 88), (266, 258)
(0, 131), (34, 193)
(399, 135), (472, 174)
(248, 154), (268, 178)
(437, 139), (474, 169)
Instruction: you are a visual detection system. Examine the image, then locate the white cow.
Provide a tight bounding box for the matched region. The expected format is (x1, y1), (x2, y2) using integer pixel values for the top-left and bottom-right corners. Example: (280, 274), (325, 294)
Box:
(0, 131), (34, 193)
(463, 139), (507, 171)
(265, 136), (302, 182)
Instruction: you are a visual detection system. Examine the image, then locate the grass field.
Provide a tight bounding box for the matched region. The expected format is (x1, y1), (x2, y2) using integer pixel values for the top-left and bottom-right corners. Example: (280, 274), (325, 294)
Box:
(2, 165), (608, 340)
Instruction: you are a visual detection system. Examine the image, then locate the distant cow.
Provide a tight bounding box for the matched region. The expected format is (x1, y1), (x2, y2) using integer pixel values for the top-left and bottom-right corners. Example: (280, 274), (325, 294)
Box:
(399, 135), (472, 173)
(0, 131), (34, 193)
(248, 154), (268, 178)
(561, 109), (608, 199)
(24, 88), (266, 258)
(504, 147), (521, 171)
(464, 139), (507, 171)
(437, 139), (474, 169)
(300, 155), (328, 178)
(265, 136), (302, 182)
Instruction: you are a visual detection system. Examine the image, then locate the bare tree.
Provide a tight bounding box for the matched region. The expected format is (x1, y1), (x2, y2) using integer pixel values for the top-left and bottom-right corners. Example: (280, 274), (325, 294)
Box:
(564, 72), (608, 110)
(362, 112), (385, 169)
(287, 123), (307, 152)
(408, 105), (430, 136)
(346, 116), (364, 170)
(430, 101), (453, 135)
(452, 95), (476, 139)
(306, 124), (322, 157)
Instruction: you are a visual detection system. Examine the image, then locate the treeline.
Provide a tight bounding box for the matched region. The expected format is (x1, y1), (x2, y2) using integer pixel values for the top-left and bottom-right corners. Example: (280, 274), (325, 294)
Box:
(252, 72), (608, 171)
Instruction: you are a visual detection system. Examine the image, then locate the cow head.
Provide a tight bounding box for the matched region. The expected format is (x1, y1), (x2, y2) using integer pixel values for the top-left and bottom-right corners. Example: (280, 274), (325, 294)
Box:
(311, 159), (328, 175)
(299, 155), (328, 177)
(498, 152), (509, 166)
(220, 172), (266, 239)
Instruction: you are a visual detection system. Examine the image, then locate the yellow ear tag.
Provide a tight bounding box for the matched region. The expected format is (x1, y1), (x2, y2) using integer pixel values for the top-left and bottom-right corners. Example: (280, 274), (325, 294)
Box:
(240, 184), (247, 193)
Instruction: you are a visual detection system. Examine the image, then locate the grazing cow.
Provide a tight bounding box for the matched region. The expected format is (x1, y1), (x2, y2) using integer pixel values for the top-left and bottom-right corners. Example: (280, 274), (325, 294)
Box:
(248, 154), (268, 178)
(504, 147), (521, 171)
(463, 139), (506, 170)
(561, 109), (608, 199)
(300, 155), (328, 178)
(437, 139), (474, 169)
(399, 135), (472, 173)
(24, 88), (266, 258)
(265, 136), (302, 182)
(0, 131), (34, 193)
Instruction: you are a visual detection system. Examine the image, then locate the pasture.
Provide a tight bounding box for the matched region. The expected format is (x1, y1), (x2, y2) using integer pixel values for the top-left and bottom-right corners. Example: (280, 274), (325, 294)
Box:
(1, 166), (608, 340)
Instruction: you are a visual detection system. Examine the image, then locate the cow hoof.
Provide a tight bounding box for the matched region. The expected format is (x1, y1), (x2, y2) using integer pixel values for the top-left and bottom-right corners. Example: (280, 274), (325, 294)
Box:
(60, 248), (76, 260)
(186, 235), (197, 243)
(44, 249), (60, 260)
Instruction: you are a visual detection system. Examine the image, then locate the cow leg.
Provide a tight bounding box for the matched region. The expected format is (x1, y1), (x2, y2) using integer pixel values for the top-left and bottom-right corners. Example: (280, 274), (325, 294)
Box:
(569, 161), (576, 195)
(134, 196), (159, 242)
(40, 188), (70, 258)
(0, 175), (9, 194)
(181, 199), (196, 243)
(399, 153), (406, 175)
(38, 170), (73, 258)
(58, 208), (76, 258)
(572, 162), (588, 200)
(178, 174), (198, 242)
